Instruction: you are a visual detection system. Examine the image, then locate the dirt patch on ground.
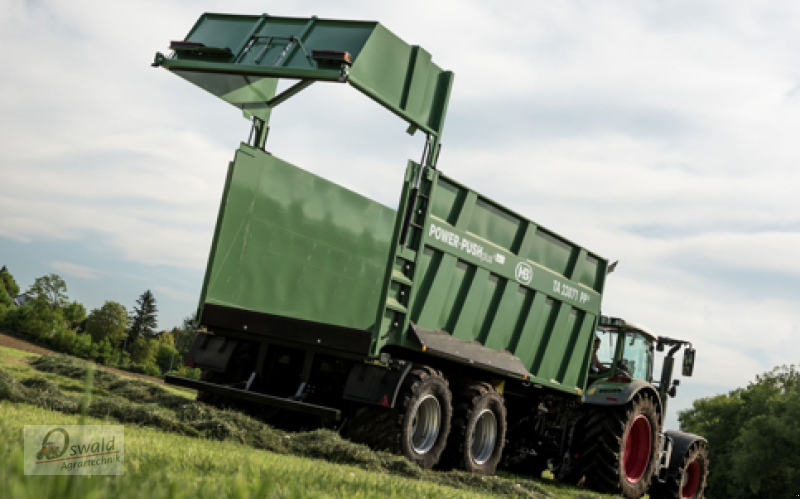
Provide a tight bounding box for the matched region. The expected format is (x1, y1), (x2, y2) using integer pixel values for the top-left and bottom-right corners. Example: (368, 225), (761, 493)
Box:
(0, 331), (54, 356)
(0, 331), (166, 384)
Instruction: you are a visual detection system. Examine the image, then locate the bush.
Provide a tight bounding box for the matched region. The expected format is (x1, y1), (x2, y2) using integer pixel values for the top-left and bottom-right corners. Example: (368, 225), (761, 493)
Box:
(95, 338), (118, 366)
(174, 365), (201, 380)
(1, 305), (23, 331)
(50, 328), (78, 354)
(17, 305), (66, 342)
(72, 333), (98, 360)
(128, 362), (163, 378)
(0, 303), (9, 327)
(0, 289), (12, 310)
(155, 343), (179, 373)
(129, 337), (159, 365)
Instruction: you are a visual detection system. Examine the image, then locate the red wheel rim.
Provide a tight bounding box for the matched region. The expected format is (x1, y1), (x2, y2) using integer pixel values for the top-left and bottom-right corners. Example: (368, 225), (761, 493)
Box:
(622, 415), (652, 483)
(682, 460), (700, 498)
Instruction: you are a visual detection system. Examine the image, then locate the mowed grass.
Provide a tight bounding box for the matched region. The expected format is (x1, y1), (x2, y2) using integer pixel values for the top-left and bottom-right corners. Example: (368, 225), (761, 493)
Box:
(0, 346), (195, 399)
(0, 402), (504, 499)
(0, 346), (618, 499)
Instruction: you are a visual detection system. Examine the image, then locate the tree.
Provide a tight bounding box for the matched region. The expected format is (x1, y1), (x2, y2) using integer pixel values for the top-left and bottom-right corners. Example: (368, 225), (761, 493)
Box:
(27, 274), (68, 309)
(129, 337), (159, 365)
(730, 391), (800, 497)
(679, 364), (800, 499)
(63, 301), (87, 327)
(16, 303), (67, 341)
(128, 290), (158, 340)
(155, 343), (179, 373)
(0, 272), (12, 320)
(0, 266), (20, 298)
(85, 301), (128, 345)
(156, 330), (175, 347)
(51, 328), (78, 354)
(173, 313), (198, 359)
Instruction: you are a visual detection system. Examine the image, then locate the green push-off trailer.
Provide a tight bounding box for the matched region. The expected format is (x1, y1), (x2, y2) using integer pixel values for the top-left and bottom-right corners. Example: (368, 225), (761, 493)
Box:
(154, 13), (708, 499)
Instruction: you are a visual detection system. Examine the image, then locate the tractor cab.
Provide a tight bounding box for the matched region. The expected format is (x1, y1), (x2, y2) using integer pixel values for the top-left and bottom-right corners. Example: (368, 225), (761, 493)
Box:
(592, 315), (696, 412)
(593, 316), (656, 382)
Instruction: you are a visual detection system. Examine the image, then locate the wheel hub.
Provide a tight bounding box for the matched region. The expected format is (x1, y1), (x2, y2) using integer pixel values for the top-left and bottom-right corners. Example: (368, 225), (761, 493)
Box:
(622, 414), (652, 483)
(470, 409), (497, 465)
(410, 394), (441, 454)
(682, 459), (701, 498)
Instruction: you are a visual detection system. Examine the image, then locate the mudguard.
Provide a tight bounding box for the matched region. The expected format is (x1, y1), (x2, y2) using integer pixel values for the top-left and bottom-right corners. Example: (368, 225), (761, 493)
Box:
(663, 430), (706, 477)
(342, 362), (413, 408)
(187, 332), (241, 372)
(584, 378), (663, 416)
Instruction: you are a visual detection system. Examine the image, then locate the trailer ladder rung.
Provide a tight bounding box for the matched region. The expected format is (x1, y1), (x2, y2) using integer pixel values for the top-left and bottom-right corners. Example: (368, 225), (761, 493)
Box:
(391, 269), (413, 286)
(385, 297), (408, 314)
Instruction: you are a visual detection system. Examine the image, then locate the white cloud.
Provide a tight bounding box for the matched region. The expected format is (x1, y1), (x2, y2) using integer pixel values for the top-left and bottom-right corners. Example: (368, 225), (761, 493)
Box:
(2, 0), (800, 427)
(49, 261), (101, 280)
(154, 286), (196, 303)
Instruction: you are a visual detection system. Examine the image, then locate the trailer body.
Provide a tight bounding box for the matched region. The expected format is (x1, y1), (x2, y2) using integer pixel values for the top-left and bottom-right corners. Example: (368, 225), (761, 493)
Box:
(157, 12), (609, 399)
(152, 13), (708, 499)
(198, 141), (607, 396)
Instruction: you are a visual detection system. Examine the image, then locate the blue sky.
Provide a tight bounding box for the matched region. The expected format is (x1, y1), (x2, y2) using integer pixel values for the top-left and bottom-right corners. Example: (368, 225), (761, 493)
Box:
(2, 0), (800, 429)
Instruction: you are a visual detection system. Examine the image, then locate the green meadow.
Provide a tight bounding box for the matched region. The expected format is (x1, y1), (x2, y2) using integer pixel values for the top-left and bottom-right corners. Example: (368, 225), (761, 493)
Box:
(0, 346), (617, 498)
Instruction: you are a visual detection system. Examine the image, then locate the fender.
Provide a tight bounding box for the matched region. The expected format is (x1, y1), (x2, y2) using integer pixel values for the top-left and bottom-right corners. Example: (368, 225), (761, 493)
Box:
(186, 332), (241, 372)
(342, 361), (413, 408)
(584, 378), (663, 417)
(663, 430), (706, 477)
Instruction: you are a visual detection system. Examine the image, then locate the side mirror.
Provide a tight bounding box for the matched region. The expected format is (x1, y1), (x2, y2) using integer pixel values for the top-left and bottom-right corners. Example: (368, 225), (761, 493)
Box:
(682, 348), (696, 377)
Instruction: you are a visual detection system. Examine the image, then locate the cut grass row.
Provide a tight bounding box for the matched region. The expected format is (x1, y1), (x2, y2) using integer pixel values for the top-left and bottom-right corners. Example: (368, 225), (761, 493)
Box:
(0, 346), (616, 498)
(1, 401), (503, 499)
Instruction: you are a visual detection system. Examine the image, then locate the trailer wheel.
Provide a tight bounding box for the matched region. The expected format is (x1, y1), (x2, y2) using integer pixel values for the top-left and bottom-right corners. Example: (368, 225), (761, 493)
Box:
(440, 382), (506, 474)
(649, 441), (709, 499)
(578, 392), (660, 498)
(345, 366), (452, 469)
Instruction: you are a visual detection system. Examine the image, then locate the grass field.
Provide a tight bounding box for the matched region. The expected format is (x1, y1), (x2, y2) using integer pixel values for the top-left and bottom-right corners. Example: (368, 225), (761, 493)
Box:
(0, 346), (618, 499)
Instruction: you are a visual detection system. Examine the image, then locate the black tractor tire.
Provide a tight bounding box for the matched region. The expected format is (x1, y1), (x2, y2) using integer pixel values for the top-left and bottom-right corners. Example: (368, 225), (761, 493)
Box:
(649, 441), (709, 499)
(439, 381), (507, 474)
(345, 365), (452, 469)
(577, 392), (660, 498)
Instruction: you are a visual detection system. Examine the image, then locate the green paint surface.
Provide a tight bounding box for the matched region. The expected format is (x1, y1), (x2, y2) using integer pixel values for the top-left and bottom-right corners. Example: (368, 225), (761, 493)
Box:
(164, 13), (609, 396)
(159, 13), (453, 136)
(387, 170), (608, 394)
(202, 145), (394, 331)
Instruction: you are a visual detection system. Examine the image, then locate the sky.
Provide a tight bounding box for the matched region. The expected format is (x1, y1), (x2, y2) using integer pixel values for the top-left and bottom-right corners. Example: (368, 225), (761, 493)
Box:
(2, 0), (799, 429)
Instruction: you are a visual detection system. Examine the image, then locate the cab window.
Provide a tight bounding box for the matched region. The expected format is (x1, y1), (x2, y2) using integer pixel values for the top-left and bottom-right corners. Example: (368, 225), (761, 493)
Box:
(621, 332), (653, 381)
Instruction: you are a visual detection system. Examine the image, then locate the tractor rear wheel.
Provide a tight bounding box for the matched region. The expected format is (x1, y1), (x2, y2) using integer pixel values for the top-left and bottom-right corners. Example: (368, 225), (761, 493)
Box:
(577, 393), (660, 498)
(440, 381), (506, 474)
(649, 441), (709, 499)
(345, 365), (452, 469)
